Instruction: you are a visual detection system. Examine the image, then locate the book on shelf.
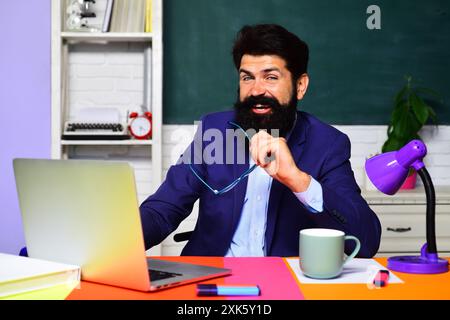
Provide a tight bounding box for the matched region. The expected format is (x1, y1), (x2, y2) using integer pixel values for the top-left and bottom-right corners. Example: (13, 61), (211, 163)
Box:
(134, 0), (146, 33)
(126, 0), (144, 32)
(110, 0), (120, 32)
(0, 253), (81, 298)
(109, 0), (147, 33)
(120, 0), (130, 32)
(102, 0), (115, 32)
(145, 0), (152, 33)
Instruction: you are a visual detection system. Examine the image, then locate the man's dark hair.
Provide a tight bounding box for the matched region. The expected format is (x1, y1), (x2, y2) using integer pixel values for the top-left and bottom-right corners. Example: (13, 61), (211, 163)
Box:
(232, 24), (309, 81)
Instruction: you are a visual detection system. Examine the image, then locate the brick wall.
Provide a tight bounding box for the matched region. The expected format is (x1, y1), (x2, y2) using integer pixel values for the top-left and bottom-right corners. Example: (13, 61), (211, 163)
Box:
(68, 42), (148, 120)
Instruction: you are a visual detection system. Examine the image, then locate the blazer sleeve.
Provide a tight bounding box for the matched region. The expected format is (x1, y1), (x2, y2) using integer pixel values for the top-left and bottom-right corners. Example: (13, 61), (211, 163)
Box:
(139, 123), (206, 250)
(318, 133), (382, 258)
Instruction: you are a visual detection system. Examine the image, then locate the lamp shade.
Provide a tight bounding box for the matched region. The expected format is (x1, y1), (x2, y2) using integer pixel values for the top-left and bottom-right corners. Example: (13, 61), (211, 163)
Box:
(365, 140), (427, 195)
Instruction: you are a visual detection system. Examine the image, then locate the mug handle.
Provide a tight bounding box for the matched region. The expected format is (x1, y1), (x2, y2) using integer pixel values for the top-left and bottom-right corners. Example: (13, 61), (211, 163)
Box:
(343, 235), (361, 265)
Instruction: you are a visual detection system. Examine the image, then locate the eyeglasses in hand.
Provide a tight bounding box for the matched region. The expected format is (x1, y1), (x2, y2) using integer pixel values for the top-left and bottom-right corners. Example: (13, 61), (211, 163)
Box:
(188, 121), (257, 195)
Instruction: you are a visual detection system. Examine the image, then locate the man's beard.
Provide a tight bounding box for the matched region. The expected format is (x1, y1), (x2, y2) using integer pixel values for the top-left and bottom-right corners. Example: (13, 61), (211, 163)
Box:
(233, 93), (298, 138)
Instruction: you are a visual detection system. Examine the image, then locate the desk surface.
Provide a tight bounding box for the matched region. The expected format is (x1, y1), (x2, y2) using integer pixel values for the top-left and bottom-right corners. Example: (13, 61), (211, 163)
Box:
(64, 256), (450, 300)
(67, 257), (303, 300)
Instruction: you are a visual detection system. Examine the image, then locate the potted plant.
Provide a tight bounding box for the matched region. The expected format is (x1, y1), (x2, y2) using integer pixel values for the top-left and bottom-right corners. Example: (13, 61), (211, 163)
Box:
(382, 75), (441, 189)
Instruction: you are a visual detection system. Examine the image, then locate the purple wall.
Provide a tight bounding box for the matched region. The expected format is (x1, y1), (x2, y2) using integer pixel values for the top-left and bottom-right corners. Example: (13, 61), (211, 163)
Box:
(0, 1), (51, 254)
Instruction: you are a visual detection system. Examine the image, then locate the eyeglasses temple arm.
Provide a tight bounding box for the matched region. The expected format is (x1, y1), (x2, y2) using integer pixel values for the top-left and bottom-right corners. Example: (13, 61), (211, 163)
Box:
(189, 164), (219, 194)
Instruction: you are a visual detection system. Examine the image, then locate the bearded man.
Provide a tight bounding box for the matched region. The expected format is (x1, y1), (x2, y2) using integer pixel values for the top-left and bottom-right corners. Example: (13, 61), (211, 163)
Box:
(140, 24), (381, 258)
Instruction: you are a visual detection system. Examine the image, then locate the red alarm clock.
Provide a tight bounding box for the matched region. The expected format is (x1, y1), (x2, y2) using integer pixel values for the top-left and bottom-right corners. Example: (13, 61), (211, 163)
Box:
(128, 111), (152, 139)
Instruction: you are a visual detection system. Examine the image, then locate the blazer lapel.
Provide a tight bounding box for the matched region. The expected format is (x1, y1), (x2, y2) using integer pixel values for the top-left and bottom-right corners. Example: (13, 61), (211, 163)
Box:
(265, 112), (308, 254)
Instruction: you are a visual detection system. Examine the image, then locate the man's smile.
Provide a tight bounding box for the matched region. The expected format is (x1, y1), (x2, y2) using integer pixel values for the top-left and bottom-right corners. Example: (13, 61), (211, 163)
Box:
(252, 104), (272, 115)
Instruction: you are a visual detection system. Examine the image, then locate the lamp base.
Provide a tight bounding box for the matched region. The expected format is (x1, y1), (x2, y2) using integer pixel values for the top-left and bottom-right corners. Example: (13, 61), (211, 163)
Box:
(387, 243), (449, 274)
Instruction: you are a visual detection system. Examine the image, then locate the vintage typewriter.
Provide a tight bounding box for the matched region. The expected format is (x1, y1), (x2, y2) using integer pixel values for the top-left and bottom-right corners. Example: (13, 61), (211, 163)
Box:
(62, 107), (130, 140)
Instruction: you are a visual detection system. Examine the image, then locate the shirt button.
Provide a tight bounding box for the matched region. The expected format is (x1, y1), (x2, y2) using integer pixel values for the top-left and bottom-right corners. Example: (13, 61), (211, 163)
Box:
(257, 195), (262, 201)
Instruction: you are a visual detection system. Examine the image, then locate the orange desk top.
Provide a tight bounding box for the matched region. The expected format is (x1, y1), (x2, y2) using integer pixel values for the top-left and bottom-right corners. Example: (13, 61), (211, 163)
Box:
(66, 256), (450, 300)
(292, 257), (450, 300)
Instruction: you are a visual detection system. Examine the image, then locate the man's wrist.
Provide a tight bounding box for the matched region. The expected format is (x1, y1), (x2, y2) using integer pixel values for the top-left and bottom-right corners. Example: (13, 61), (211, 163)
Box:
(286, 168), (311, 193)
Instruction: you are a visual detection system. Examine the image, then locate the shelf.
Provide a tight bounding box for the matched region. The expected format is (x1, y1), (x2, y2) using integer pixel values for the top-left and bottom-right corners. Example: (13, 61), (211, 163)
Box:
(61, 32), (153, 43)
(61, 139), (153, 146)
(53, 0), (164, 255)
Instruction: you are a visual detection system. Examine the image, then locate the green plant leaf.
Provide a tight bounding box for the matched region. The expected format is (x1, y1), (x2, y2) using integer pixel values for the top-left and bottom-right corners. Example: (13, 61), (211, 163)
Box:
(392, 104), (406, 125)
(394, 85), (408, 105)
(382, 136), (408, 153)
(386, 124), (394, 137)
(392, 112), (410, 139)
(410, 92), (429, 125)
(406, 112), (423, 137)
(383, 76), (441, 154)
(391, 110), (422, 143)
(391, 115), (406, 139)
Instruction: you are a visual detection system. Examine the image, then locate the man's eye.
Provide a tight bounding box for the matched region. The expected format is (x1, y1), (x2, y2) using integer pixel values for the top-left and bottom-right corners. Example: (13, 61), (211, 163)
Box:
(241, 76), (253, 81)
(266, 75), (278, 81)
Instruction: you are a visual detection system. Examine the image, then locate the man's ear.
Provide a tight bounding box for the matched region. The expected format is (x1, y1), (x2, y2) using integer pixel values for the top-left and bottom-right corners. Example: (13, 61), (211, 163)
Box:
(296, 73), (309, 100)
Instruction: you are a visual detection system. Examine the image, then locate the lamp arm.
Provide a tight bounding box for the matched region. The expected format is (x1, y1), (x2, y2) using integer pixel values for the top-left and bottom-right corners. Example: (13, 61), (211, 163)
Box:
(417, 167), (437, 254)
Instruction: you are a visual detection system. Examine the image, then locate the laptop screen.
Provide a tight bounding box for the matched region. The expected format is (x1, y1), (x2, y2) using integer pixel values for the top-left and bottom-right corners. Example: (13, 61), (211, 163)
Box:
(14, 158), (151, 291)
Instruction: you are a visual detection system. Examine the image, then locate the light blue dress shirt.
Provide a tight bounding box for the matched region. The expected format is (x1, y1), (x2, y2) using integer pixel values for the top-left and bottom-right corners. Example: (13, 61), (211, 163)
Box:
(225, 158), (324, 257)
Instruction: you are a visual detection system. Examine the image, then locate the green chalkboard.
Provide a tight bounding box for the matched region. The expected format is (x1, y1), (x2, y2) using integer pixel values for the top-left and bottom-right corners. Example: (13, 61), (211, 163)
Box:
(163, 0), (450, 124)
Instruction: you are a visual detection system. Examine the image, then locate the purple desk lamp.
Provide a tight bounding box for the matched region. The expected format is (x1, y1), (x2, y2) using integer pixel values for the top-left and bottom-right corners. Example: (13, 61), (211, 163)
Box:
(365, 140), (449, 274)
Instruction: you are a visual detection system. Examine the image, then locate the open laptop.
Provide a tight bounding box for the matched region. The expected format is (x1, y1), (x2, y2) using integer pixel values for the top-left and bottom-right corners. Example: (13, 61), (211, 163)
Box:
(13, 158), (231, 292)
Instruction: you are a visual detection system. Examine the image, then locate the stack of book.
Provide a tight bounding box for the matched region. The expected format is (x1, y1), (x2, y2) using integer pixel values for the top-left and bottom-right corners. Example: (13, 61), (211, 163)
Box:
(0, 253), (81, 298)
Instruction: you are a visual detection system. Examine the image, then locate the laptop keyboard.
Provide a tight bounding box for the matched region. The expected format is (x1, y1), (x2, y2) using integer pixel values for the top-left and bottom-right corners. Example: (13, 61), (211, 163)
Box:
(149, 269), (182, 281)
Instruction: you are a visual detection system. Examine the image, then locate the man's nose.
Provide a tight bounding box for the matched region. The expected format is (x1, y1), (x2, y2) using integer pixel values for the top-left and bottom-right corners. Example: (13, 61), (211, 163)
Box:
(250, 79), (267, 96)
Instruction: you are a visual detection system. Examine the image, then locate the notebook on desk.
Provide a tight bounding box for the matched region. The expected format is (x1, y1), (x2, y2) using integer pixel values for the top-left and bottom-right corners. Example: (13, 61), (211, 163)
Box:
(13, 158), (231, 292)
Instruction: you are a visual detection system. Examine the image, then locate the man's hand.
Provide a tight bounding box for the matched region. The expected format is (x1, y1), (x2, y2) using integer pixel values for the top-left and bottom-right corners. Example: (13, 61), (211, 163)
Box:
(249, 131), (311, 192)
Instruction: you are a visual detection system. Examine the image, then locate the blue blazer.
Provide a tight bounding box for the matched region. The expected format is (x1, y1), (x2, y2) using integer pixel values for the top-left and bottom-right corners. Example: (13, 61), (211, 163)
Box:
(140, 111), (381, 257)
